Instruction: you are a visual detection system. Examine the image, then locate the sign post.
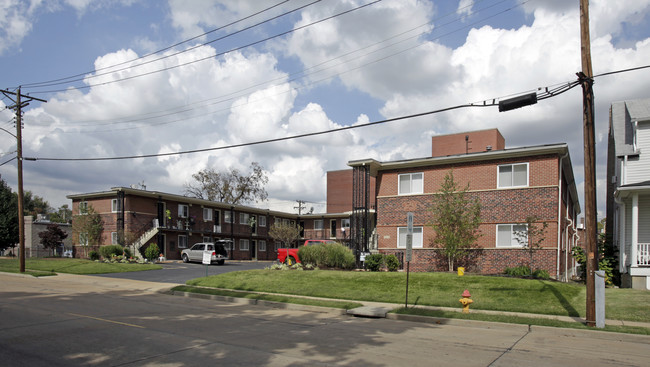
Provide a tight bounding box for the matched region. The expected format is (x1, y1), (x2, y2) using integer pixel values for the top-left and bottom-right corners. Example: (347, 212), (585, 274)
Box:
(202, 250), (211, 277)
(405, 213), (414, 308)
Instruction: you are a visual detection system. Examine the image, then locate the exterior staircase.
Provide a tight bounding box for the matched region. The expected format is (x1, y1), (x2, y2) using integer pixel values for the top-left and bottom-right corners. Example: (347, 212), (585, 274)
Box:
(132, 225), (160, 260)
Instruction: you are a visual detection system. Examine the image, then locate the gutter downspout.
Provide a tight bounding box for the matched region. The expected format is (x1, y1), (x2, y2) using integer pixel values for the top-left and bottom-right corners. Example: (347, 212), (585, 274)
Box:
(566, 216), (574, 282)
(557, 153), (568, 280)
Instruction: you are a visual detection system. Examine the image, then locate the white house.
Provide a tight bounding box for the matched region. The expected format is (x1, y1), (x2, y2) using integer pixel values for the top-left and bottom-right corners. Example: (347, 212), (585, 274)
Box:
(607, 98), (650, 290)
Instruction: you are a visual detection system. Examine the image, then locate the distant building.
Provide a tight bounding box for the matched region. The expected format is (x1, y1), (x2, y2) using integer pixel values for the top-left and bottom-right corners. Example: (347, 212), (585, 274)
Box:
(24, 215), (73, 257)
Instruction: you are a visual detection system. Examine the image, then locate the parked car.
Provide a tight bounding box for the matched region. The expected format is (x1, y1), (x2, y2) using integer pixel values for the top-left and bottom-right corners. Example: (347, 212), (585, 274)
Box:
(277, 239), (337, 265)
(181, 241), (229, 265)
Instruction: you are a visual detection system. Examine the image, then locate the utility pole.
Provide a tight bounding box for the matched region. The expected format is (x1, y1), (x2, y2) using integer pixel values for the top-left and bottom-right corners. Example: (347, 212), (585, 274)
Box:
(1, 87), (47, 273)
(579, 0), (597, 327)
(294, 200), (306, 215)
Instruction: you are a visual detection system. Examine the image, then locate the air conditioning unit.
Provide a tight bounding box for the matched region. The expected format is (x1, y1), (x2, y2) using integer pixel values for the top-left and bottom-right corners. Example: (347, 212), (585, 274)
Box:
(214, 225), (221, 233)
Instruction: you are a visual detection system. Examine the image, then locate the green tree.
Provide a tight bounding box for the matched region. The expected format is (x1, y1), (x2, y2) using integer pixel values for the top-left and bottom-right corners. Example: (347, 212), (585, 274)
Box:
(0, 179), (19, 252)
(269, 221), (302, 248)
(38, 223), (68, 256)
(514, 216), (549, 276)
(20, 191), (50, 219)
(49, 204), (72, 224)
(72, 204), (104, 258)
(430, 170), (482, 271)
(184, 162), (269, 204)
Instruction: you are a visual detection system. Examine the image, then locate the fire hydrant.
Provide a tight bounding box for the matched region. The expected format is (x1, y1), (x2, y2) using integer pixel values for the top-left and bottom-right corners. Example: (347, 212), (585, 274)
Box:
(459, 289), (473, 314)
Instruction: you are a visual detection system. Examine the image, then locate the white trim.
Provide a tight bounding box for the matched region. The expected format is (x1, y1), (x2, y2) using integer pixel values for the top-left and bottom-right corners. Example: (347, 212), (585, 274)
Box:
(496, 224), (527, 248)
(111, 199), (118, 213)
(497, 163), (529, 188)
(632, 193), (639, 267)
(397, 227), (423, 248)
(398, 172), (423, 195)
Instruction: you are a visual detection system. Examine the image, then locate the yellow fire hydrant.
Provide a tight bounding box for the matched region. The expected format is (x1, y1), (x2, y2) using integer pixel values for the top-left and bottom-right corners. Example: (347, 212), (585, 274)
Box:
(459, 289), (473, 314)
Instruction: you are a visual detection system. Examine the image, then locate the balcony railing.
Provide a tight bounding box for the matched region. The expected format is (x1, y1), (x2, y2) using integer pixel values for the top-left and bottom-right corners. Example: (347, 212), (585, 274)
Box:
(637, 243), (650, 266)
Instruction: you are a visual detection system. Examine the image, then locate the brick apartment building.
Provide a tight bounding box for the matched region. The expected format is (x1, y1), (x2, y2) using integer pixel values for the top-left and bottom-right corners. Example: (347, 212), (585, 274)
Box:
(348, 129), (581, 280)
(67, 128), (580, 280)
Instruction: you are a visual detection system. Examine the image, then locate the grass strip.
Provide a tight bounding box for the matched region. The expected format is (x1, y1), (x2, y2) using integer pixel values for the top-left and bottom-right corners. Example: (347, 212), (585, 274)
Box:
(393, 307), (650, 335)
(0, 258), (161, 275)
(171, 285), (364, 310)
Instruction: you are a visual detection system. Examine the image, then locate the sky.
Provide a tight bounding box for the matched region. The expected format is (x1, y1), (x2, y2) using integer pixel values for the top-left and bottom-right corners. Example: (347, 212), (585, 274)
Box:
(1, 0), (650, 217)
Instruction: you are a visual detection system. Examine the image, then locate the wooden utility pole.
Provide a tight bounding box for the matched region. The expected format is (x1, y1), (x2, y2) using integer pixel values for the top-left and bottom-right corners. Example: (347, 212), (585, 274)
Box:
(1, 87), (47, 273)
(579, 0), (597, 327)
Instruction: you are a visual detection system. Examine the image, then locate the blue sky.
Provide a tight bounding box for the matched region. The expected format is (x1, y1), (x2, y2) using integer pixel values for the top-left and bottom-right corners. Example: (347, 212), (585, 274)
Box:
(1, 0), (650, 217)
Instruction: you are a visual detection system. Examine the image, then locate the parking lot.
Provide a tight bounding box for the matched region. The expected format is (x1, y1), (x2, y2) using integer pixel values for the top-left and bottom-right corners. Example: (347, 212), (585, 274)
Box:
(91, 260), (271, 284)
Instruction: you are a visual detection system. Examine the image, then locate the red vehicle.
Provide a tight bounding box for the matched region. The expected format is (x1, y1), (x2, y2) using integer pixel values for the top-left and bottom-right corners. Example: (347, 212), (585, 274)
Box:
(277, 239), (337, 265)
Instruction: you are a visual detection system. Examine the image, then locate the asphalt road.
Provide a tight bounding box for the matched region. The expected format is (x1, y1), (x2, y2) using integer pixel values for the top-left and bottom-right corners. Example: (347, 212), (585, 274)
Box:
(1, 272), (649, 366)
(91, 260), (271, 284)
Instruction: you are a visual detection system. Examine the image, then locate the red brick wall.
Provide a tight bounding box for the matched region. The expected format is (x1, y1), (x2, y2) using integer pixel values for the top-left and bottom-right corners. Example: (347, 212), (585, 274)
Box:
(432, 129), (505, 157)
(327, 169), (376, 213)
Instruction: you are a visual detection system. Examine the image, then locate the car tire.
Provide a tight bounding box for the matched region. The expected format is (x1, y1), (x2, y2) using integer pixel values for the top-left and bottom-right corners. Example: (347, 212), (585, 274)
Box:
(182, 254), (189, 263)
(217, 260), (225, 265)
(285, 256), (295, 266)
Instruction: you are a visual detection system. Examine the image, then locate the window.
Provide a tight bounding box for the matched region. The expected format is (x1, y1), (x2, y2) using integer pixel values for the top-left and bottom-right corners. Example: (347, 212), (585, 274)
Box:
(498, 163), (528, 188)
(224, 211), (232, 223)
(399, 173), (423, 195)
(330, 219), (337, 237)
(496, 224), (528, 247)
(111, 199), (118, 213)
(397, 227), (423, 248)
(214, 210), (221, 224)
(240, 239), (249, 251)
(178, 204), (188, 218)
(275, 241), (282, 251)
(79, 232), (88, 246)
(178, 235), (188, 249)
(203, 236), (211, 243)
(314, 219), (323, 230)
(259, 216), (266, 227)
(240, 213), (249, 224)
(259, 240), (266, 252)
(203, 208), (212, 221)
(111, 232), (118, 245)
(79, 201), (88, 214)
(342, 218), (350, 228)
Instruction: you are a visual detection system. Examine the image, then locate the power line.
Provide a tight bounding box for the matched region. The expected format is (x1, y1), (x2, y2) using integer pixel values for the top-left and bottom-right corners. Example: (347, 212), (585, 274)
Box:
(19, 1), (293, 89)
(25, 0), (520, 134)
(26, 0), (382, 95)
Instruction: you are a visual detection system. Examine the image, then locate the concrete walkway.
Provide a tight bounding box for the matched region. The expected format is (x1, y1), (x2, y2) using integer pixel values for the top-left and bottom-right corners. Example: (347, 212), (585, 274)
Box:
(5, 271), (650, 330)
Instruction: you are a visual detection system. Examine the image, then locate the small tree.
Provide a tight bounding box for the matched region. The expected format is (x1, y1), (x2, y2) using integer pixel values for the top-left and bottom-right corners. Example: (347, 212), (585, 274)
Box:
(0, 178), (19, 252)
(430, 170), (482, 271)
(72, 204), (104, 258)
(269, 221), (302, 248)
(514, 216), (548, 275)
(38, 223), (68, 256)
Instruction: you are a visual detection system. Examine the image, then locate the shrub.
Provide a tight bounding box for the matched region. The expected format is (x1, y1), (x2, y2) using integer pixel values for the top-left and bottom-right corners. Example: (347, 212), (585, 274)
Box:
(365, 253), (384, 272)
(298, 242), (355, 269)
(532, 269), (550, 279)
(123, 247), (132, 258)
(504, 265), (531, 277)
(385, 254), (400, 272)
(144, 243), (160, 261)
(99, 244), (124, 259)
(88, 250), (100, 261)
(298, 244), (327, 266)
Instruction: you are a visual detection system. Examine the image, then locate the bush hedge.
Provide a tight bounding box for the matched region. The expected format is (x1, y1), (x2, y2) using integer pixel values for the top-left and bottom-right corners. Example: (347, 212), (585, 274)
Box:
(298, 242), (355, 270)
(99, 245), (124, 259)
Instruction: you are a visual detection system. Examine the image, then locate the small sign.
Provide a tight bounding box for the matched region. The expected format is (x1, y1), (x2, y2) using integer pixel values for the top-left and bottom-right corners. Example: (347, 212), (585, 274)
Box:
(202, 251), (212, 265)
(405, 233), (412, 262)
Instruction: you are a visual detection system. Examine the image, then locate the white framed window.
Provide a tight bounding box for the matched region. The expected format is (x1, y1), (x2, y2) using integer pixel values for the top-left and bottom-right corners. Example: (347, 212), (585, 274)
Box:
(496, 224), (528, 247)
(111, 199), (118, 213)
(111, 232), (118, 245)
(275, 241), (282, 251)
(399, 173), (423, 195)
(203, 208), (212, 221)
(342, 218), (350, 228)
(314, 219), (323, 230)
(259, 240), (266, 252)
(397, 227), (423, 248)
(178, 204), (188, 218)
(79, 232), (88, 246)
(240, 239), (249, 251)
(498, 163), (528, 188)
(259, 215), (267, 227)
(224, 211), (232, 223)
(178, 235), (188, 249)
(240, 213), (249, 224)
(79, 201), (88, 214)
(203, 236), (211, 243)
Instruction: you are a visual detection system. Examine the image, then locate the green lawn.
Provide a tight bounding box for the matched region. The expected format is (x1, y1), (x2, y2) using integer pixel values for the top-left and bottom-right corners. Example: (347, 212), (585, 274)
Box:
(0, 258), (161, 275)
(187, 270), (650, 322)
